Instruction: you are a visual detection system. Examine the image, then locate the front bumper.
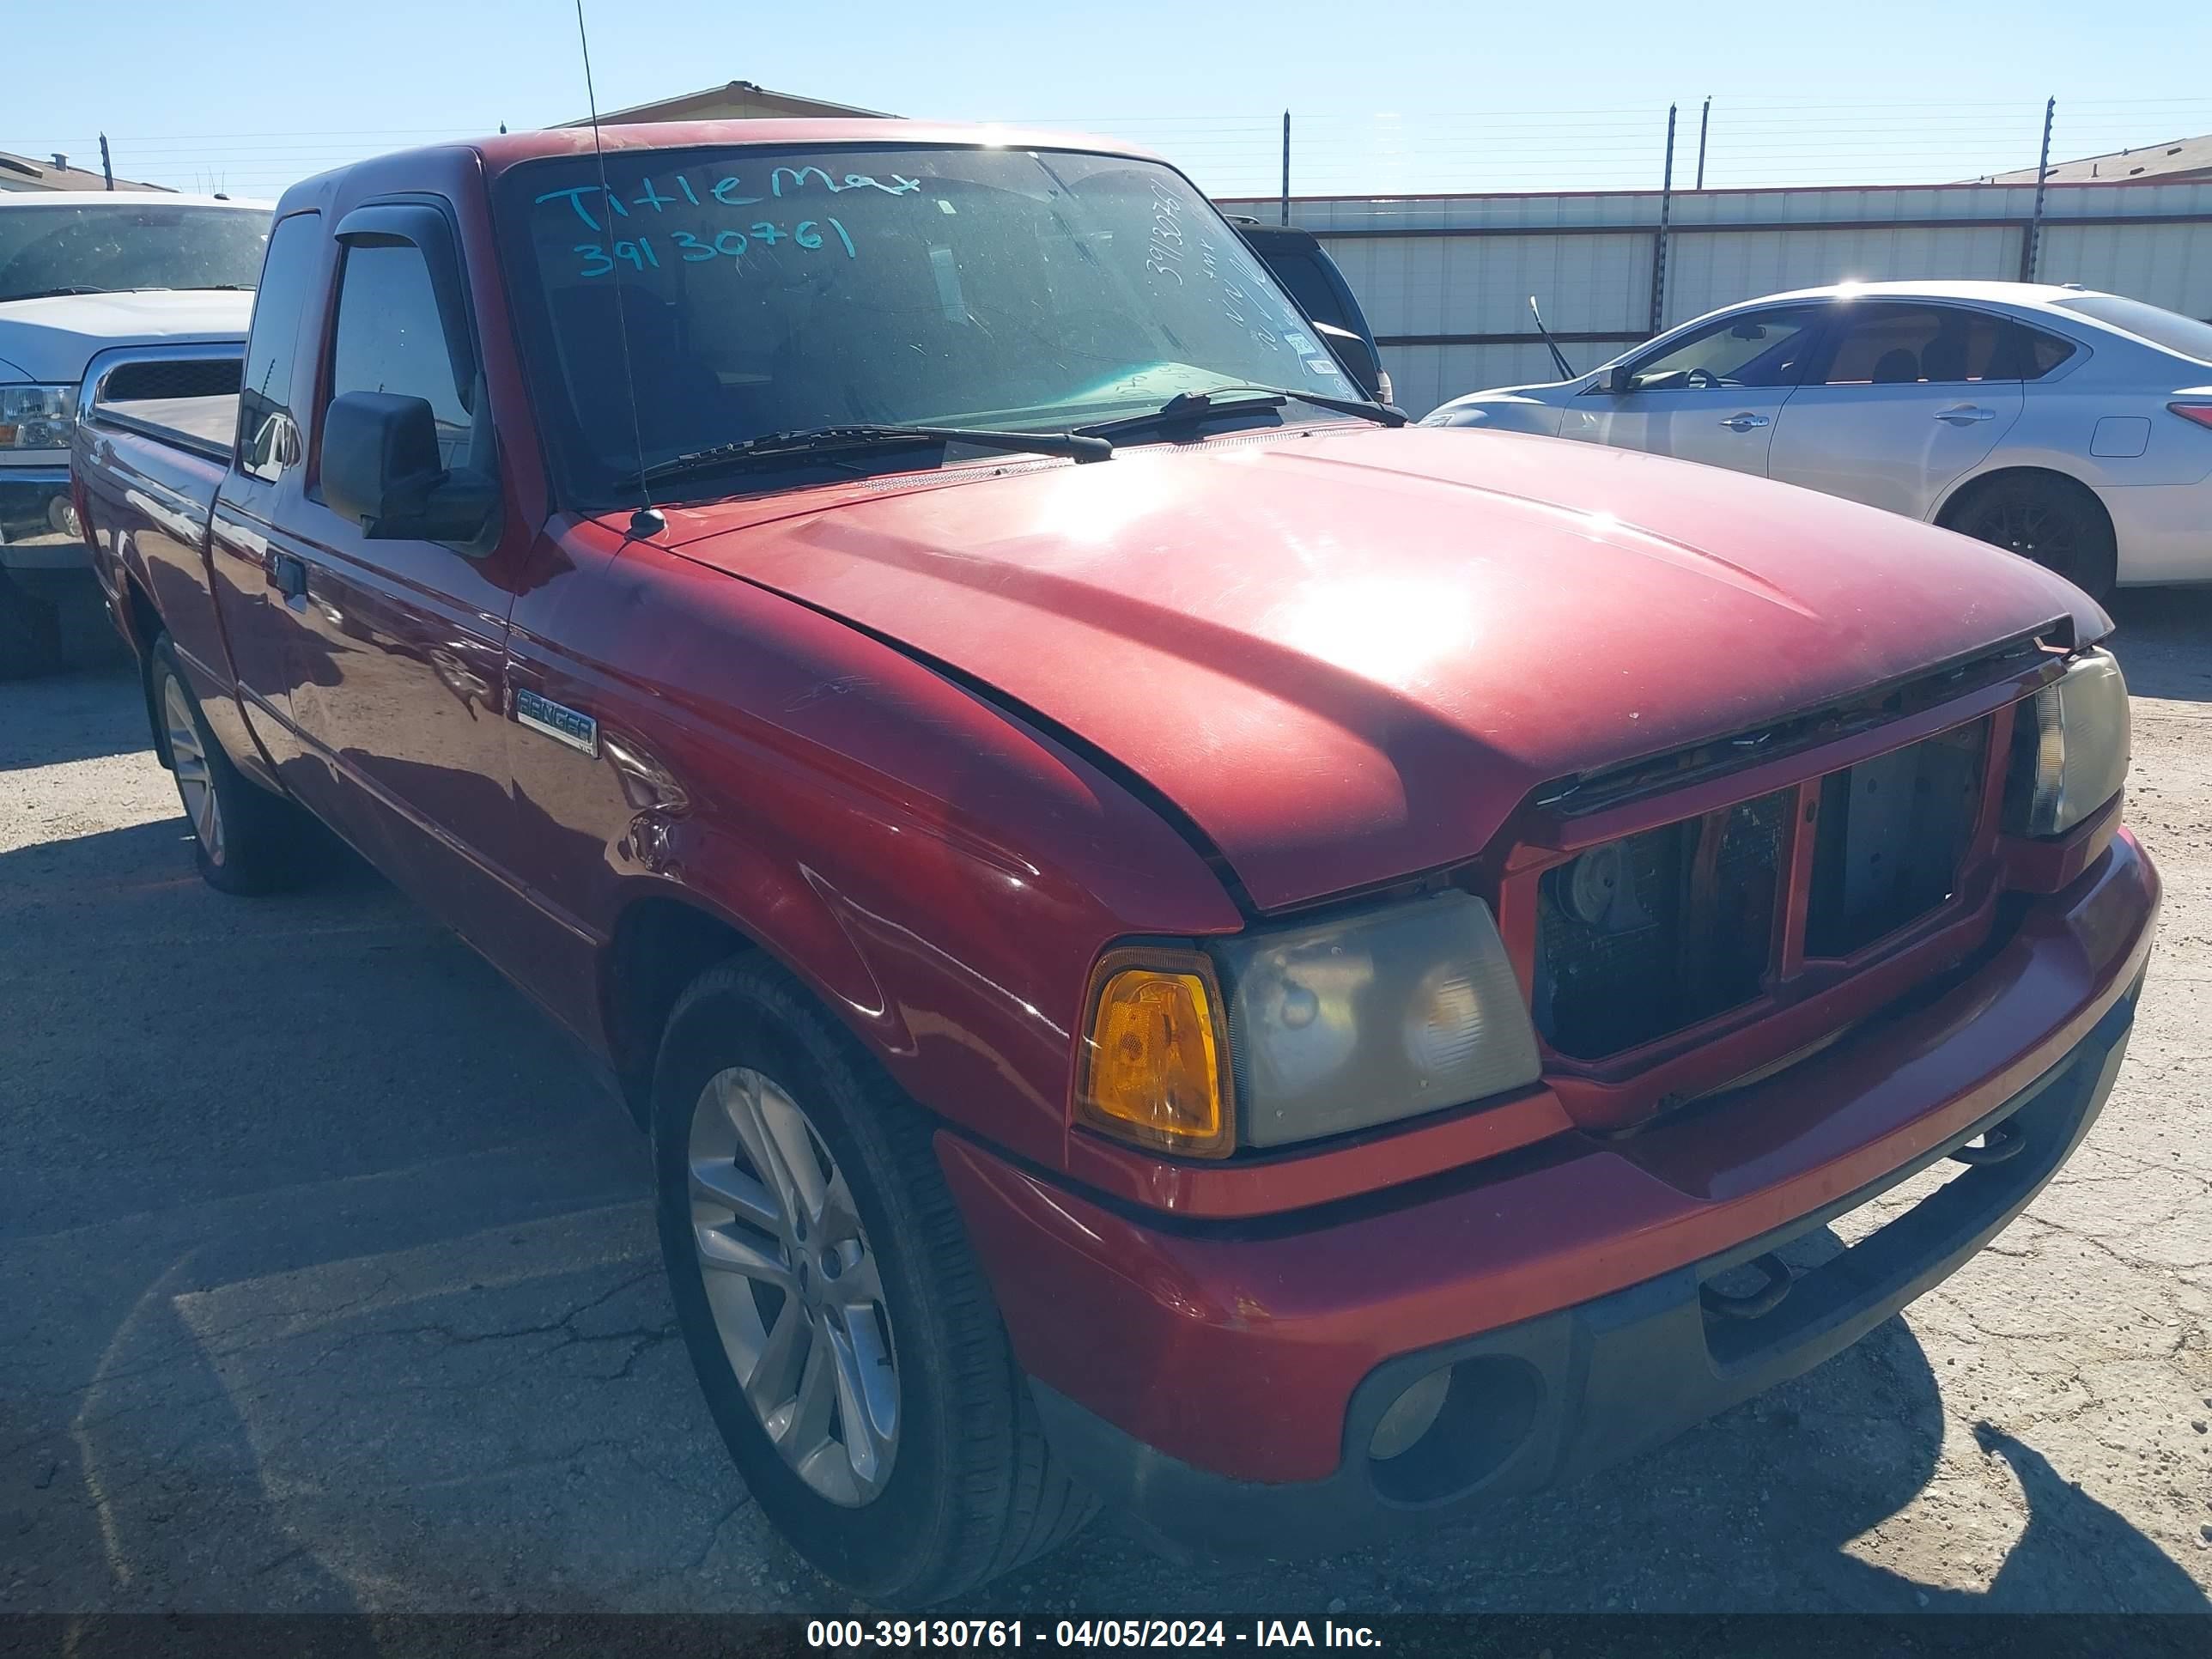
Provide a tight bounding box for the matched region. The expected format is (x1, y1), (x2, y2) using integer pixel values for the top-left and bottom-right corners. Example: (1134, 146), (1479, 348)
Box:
(1037, 981), (2135, 1555)
(937, 830), (2159, 1554)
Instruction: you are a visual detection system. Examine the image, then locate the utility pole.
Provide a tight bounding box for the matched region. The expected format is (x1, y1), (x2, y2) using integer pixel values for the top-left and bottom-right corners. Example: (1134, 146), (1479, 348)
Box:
(1694, 97), (1711, 190)
(1649, 104), (1678, 337)
(2019, 96), (2057, 283)
(1279, 110), (1291, 225)
(99, 133), (114, 191)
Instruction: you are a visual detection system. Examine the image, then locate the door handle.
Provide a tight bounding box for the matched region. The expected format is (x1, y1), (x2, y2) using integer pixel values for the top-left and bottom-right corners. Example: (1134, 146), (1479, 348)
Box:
(266, 550), (308, 601)
(1719, 412), (1771, 432)
(1935, 405), (1996, 425)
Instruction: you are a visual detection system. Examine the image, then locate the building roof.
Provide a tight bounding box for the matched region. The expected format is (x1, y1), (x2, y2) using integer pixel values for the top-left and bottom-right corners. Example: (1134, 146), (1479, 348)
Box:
(1972, 133), (2212, 185)
(562, 80), (896, 128)
(0, 148), (169, 193)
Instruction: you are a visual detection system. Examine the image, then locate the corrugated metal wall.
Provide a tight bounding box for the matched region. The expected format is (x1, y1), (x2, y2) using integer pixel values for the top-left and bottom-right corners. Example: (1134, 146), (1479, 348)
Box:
(1218, 181), (2212, 416)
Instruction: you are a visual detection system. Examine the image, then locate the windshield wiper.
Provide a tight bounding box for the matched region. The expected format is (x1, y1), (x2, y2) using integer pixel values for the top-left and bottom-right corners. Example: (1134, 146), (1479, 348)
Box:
(623, 422), (1112, 490)
(1078, 383), (1407, 441)
(4, 285), (112, 301)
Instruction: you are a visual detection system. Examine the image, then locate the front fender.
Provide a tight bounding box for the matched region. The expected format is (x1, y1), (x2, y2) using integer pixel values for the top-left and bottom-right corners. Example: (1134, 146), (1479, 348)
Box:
(514, 525), (1243, 1176)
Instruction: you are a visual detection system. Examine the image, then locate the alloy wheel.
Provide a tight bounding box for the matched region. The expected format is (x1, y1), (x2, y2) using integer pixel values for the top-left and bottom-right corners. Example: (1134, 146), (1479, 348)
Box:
(688, 1066), (900, 1506)
(1966, 492), (2084, 586)
(162, 676), (223, 866)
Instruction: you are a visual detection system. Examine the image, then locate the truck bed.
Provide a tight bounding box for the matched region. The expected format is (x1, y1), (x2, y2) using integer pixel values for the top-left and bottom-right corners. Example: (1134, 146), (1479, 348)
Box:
(91, 392), (239, 466)
(72, 401), (232, 726)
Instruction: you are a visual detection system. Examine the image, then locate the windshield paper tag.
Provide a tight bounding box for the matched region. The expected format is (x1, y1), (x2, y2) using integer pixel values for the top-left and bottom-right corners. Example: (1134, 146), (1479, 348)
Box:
(1304, 356), (1338, 375)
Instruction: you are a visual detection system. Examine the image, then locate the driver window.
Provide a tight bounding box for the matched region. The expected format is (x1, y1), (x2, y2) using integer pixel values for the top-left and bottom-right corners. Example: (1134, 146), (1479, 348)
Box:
(1626, 307), (1824, 392)
(327, 242), (477, 470)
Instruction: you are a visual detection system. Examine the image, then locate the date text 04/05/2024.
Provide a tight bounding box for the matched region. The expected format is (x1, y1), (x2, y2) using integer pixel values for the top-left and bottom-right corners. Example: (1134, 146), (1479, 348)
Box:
(804, 1620), (1385, 1649)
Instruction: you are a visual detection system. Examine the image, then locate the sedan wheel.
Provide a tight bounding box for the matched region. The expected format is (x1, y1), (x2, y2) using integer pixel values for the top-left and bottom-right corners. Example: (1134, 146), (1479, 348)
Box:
(1947, 474), (2117, 600)
(688, 1066), (899, 1506)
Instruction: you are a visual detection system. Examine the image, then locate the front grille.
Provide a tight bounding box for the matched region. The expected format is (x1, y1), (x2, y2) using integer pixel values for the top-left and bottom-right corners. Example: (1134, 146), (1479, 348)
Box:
(102, 357), (240, 404)
(1534, 720), (1991, 1060)
(1807, 719), (1988, 957)
(1534, 788), (1791, 1058)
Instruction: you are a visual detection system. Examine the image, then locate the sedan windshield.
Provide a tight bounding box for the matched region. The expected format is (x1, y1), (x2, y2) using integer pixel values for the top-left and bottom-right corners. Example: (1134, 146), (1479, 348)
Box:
(0, 204), (269, 303)
(497, 144), (1360, 501)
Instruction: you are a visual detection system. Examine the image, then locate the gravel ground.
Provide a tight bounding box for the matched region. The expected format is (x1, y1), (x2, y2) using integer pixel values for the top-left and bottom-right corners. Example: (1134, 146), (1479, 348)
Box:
(3, 592), (2208, 1618)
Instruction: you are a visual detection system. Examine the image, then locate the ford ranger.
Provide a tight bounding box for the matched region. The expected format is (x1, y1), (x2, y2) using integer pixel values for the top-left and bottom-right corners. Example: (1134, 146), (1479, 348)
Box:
(71, 120), (2159, 1604)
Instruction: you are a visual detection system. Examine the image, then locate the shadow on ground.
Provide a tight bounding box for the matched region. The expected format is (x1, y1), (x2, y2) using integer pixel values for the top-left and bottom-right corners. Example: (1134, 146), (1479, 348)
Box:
(0, 665), (150, 770)
(2107, 587), (2212, 704)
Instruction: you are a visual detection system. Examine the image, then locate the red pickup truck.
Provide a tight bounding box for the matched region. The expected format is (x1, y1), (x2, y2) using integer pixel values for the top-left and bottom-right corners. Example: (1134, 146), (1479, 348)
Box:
(72, 120), (2158, 1603)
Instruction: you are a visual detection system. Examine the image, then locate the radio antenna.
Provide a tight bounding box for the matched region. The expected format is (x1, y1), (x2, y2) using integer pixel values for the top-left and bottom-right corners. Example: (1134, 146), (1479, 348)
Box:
(574, 0), (664, 538)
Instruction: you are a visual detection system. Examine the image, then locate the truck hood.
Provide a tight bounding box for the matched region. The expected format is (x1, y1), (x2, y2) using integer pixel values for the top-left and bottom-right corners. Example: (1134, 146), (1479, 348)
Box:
(0, 289), (251, 382)
(667, 426), (2104, 911)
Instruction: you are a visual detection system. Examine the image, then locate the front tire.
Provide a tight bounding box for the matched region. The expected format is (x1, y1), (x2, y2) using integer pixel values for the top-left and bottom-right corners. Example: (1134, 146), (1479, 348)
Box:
(149, 635), (316, 894)
(1942, 472), (2117, 601)
(653, 957), (1095, 1602)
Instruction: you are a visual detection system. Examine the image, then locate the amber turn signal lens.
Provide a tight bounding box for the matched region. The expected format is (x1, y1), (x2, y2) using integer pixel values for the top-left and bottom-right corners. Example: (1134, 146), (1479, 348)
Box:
(1078, 952), (1234, 1158)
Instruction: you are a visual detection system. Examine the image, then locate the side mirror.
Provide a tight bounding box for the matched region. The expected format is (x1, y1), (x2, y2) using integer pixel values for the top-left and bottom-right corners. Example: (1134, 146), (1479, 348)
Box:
(1310, 320), (1385, 402)
(322, 390), (496, 545)
(1597, 364), (1634, 395)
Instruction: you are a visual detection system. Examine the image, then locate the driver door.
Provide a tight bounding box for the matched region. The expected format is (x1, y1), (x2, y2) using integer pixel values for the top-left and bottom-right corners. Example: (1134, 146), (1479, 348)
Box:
(1567, 304), (1830, 477)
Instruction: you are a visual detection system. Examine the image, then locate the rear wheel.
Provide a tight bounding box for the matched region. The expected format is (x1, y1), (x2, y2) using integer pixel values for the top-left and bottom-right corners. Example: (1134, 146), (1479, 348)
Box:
(149, 635), (318, 894)
(653, 957), (1096, 1602)
(1942, 472), (2117, 601)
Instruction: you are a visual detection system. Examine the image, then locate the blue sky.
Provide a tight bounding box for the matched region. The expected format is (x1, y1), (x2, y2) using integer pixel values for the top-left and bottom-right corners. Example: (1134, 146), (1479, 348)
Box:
(5, 0), (2208, 201)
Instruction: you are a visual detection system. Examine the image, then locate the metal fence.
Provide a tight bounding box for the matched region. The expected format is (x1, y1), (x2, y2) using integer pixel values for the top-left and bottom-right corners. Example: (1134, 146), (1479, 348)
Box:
(1216, 178), (2212, 416)
(1188, 96), (2212, 416)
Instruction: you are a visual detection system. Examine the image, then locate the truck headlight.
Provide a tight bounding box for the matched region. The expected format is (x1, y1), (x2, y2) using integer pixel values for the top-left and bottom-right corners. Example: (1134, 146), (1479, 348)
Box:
(1214, 890), (1540, 1148)
(1078, 891), (1541, 1159)
(2005, 647), (2130, 839)
(0, 384), (78, 450)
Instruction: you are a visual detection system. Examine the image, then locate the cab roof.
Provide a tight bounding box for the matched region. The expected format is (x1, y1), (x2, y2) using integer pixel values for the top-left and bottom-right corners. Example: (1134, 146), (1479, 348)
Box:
(286, 121), (1166, 200)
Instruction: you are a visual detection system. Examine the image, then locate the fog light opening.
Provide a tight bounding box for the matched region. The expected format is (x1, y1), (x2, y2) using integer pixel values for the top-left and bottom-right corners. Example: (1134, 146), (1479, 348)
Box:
(1367, 1368), (1450, 1462)
(1367, 1355), (1546, 1505)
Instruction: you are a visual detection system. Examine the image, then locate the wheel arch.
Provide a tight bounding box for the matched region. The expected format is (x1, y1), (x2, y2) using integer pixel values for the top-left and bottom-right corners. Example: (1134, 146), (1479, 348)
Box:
(1933, 463), (2112, 535)
(600, 892), (762, 1132)
(597, 876), (913, 1134)
(123, 571), (169, 766)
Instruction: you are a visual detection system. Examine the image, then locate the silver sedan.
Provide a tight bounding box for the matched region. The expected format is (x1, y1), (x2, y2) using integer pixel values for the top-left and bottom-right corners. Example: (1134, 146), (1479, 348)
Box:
(1422, 280), (2212, 599)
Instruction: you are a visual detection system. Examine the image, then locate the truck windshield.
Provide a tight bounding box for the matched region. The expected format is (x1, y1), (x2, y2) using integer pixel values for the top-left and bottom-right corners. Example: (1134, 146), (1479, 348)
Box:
(498, 144), (1360, 501)
(0, 204), (270, 304)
